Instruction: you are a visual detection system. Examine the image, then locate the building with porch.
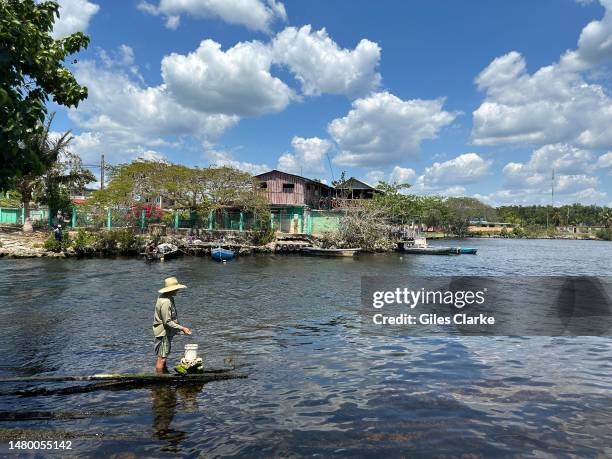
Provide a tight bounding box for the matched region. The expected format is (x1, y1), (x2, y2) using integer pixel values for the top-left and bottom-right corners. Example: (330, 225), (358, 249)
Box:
(255, 170), (334, 233)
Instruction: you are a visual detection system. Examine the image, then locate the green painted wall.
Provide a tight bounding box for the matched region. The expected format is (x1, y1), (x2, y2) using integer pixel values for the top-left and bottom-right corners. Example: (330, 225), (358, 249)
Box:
(309, 211), (343, 235)
(0, 208), (20, 224)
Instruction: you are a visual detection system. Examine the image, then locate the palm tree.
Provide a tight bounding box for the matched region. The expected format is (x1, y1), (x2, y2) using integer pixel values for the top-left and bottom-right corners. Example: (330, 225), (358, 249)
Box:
(600, 208), (612, 228)
(13, 114), (92, 231)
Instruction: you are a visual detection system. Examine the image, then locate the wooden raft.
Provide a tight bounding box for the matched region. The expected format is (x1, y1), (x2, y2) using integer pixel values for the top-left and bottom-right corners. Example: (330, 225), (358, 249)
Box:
(0, 370), (247, 396)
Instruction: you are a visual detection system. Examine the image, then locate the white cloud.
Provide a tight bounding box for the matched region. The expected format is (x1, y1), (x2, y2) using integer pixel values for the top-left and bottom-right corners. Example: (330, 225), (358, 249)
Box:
(65, 131), (169, 169)
(138, 149), (167, 161)
(66, 56), (239, 164)
(137, 0), (287, 33)
(72, 60), (238, 141)
(364, 170), (385, 185)
(277, 136), (331, 177)
(555, 174), (599, 192)
(404, 153), (490, 196)
(562, 0), (612, 69)
(478, 186), (607, 206)
(99, 44), (143, 82)
(162, 39), (293, 117)
(472, 1), (612, 149)
(528, 144), (595, 174)
(329, 92), (457, 167)
(596, 151), (612, 167)
(489, 144), (609, 205)
(501, 144), (603, 194)
(360, 166), (417, 190)
(389, 166), (417, 184)
(421, 153), (492, 186)
(412, 177), (467, 196)
(272, 25), (381, 97)
(52, 0), (100, 39)
(205, 147), (270, 175)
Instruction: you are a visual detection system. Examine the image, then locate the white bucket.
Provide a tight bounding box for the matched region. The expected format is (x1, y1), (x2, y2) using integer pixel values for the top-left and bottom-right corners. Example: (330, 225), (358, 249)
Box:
(184, 343), (198, 361)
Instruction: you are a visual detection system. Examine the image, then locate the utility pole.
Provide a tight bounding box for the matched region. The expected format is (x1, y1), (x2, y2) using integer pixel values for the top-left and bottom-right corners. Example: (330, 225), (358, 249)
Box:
(100, 154), (105, 190)
(547, 168), (555, 230)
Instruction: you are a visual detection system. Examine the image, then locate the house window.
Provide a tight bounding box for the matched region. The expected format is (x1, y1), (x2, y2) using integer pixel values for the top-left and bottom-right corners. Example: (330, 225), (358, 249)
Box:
(260, 182), (267, 189)
(282, 183), (295, 193)
(306, 184), (311, 191)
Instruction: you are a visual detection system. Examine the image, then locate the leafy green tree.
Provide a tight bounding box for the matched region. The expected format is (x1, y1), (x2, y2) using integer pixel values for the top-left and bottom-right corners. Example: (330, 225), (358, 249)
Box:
(445, 197), (497, 236)
(366, 181), (419, 223)
(600, 208), (612, 228)
(94, 161), (270, 225)
(1, 0), (90, 190)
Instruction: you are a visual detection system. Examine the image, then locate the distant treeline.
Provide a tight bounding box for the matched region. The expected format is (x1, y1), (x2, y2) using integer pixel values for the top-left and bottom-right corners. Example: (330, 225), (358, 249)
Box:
(496, 204), (608, 227)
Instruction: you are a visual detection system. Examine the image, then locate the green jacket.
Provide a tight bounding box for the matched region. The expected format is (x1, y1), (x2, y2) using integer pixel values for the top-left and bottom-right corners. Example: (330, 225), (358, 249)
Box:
(153, 296), (182, 338)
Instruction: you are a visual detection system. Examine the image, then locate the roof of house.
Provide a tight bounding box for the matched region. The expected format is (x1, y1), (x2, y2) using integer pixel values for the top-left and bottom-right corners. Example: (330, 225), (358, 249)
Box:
(255, 170), (333, 189)
(335, 177), (377, 191)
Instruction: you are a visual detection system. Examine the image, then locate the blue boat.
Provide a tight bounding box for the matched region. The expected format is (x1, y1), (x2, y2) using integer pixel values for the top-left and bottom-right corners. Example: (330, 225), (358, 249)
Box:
(451, 247), (478, 255)
(211, 247), (235, 261)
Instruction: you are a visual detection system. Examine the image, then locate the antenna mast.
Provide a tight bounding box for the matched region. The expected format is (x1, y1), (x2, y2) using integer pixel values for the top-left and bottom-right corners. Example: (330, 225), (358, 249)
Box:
(551, 168), (555, 208)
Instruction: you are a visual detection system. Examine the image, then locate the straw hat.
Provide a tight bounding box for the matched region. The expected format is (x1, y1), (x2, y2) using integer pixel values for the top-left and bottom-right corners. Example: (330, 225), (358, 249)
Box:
(158, 276), (187, 293)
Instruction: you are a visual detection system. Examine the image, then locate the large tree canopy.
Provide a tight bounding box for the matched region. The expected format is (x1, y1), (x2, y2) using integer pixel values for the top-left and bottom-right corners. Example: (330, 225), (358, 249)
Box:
(0, 0), (90, 189)
(93, 160), (269, 220)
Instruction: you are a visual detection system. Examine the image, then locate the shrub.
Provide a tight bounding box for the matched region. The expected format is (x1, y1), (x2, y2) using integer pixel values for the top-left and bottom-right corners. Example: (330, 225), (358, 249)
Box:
(596, 228), (612, 241)
(512, 226), (526, 238)
(72, 229), (96, 254)
(251, 227), (275, 246)
(32, 219), (49, 231)
(93, 229), (138, 254)
(44, 231), (71, 252)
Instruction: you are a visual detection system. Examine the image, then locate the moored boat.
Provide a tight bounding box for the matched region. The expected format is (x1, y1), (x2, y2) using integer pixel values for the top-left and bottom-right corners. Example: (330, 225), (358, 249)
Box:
(452, 247), (478, 254)
(157, 243), (179, 260)
(402, 245), (453, 255)
(301, 247), (361, 257)
(211, 247), (235, 261)
(143, 243), (179, 261)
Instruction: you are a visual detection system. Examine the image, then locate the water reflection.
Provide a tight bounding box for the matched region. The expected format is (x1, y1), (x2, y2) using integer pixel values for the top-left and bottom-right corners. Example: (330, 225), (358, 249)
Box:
(151, 383), (204, 451)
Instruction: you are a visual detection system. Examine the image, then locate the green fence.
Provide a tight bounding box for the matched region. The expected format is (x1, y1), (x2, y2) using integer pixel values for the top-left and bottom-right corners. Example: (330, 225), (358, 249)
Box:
(70, 207), (267, 232)
(0, 207), (49, 225)
(0, 205), (346, 235)
(0, 208), (22, 225)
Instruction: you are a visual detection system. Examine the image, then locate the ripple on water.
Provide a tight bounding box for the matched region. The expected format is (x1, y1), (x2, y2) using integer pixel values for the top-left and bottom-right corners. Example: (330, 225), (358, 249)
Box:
(0, 240), (611, 456)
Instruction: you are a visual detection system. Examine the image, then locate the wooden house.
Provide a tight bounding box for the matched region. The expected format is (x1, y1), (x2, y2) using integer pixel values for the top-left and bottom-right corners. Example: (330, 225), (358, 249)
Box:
(255, 170), (333, 209)
(332, 177), (380, 209)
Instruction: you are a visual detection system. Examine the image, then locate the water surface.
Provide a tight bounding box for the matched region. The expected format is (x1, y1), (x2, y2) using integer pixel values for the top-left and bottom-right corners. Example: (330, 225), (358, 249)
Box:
(0, 238), (611, 457)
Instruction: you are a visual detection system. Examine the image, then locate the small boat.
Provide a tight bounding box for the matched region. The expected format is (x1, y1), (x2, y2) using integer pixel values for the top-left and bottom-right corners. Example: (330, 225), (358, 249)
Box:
(402, 245), (453, 255)
(301, 247), (361, 257)
(156, 243), (179, 260)
(451, 247), (478, 255)
(211, 247), (235, 261)
(143, 243), (179, 261)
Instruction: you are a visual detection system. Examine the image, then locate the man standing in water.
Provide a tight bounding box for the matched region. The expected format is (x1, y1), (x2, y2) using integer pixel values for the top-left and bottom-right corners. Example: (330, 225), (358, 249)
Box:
(153, 277), (192, 373)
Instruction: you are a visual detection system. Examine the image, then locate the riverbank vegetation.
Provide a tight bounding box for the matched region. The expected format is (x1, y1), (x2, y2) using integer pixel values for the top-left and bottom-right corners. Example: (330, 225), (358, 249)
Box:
(89, 160), (271, 229)
(319, 180), (612, 248)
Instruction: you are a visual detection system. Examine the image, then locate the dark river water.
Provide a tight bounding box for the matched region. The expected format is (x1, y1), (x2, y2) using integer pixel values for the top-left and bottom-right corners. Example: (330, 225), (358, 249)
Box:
(0, 238), (611, 457)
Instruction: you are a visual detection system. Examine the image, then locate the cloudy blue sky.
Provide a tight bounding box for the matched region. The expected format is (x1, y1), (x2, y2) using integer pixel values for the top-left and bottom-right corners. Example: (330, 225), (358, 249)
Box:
(49, 0), (612, 206)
